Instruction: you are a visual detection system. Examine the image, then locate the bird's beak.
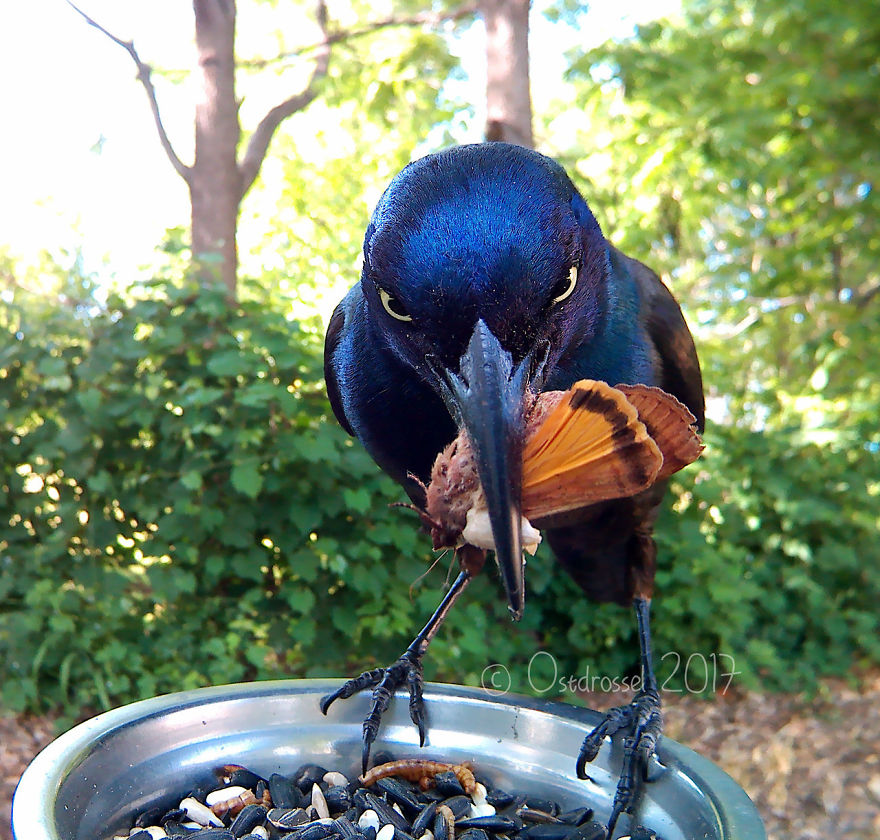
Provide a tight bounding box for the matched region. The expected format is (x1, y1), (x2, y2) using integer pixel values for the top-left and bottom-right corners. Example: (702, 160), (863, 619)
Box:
(429, 320), (534, 620)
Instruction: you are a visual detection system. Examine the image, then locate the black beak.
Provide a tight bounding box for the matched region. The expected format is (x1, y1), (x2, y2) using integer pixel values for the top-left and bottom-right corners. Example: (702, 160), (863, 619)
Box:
(430, 320), (537, 620)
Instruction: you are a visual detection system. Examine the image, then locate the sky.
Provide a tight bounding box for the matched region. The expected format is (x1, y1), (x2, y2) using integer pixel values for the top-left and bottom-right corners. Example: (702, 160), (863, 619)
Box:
(0, 0), (678, 288)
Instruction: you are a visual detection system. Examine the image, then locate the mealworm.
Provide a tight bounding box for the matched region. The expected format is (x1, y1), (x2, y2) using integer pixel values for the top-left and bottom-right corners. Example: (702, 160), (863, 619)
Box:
(359, 759), (476, 794)
(210, 788), (258, 818)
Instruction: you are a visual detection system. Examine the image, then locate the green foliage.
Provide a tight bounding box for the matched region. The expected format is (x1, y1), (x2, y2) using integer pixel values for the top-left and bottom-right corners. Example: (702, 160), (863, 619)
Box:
(558, 0), (879, 444)
(3, 273), (879, 717)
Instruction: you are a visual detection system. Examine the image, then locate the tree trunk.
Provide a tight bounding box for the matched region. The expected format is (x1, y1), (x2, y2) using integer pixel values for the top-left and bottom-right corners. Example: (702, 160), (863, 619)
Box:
(192, 0), (242, 297)
(480, 0), (533, 149)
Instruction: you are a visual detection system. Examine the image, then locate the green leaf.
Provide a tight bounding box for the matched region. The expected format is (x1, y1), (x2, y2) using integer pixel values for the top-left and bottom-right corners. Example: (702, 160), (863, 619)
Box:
(231, 459), (263, 498)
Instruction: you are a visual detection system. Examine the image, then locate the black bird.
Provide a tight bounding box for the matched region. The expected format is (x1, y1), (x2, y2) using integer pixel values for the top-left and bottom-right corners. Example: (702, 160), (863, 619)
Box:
(322, 143), (704, 834)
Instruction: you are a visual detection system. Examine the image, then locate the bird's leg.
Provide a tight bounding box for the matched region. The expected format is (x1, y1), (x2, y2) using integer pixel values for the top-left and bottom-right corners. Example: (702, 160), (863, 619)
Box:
(577, 597), (662, 838)
(320, 547), (483, 773)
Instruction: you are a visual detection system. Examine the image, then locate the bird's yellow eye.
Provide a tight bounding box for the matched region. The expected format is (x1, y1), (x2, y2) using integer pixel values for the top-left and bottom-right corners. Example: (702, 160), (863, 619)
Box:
(551, 266), (578, 304)
(379, 288), (412, 322)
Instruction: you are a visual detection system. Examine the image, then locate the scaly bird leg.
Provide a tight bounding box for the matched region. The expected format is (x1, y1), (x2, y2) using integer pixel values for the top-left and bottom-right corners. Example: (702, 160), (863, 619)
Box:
(577, 597), (662, 838)
(321, 548), (483, 773)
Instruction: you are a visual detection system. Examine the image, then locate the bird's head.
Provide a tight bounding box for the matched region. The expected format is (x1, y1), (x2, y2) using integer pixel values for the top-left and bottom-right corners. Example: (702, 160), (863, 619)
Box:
(360, 143), (611, 619)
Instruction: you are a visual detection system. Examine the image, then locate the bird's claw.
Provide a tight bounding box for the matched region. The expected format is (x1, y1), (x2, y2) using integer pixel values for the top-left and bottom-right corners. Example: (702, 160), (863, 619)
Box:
(577, 688), (663, 838)
(320, 652), (426, 773)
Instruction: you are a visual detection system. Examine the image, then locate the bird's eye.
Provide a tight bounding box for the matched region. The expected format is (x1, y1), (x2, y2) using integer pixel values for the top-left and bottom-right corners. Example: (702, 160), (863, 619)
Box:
(551, 266), (578, 304)
(379, 288), (413, 322)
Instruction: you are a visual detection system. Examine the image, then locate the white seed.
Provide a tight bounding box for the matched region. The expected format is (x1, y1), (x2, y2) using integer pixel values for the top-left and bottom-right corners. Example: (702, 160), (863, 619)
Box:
(180, 823), (202, 831)
(323, 771), (349, 787)
(417, 832), (435, 840)
(206, 785), (248, 807)
(358, 810), (380, 831)
(312, 782), (331, 820)
(471, 783), (488, 806)
(377, 824), (396, 840)
(393, 803), (404, 816)
(251, 828), (270, 840)
(468, 802), (496, 819)
(179, 797), (223, 828)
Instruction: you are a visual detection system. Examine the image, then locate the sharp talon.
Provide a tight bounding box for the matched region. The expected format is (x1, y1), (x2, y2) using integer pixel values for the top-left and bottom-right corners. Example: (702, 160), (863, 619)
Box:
(319, 691), (339, 715)
(361, 736), (373, 776)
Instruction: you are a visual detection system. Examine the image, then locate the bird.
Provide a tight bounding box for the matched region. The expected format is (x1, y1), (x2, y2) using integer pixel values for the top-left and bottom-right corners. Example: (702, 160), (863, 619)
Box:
(321, 142), (704, 836)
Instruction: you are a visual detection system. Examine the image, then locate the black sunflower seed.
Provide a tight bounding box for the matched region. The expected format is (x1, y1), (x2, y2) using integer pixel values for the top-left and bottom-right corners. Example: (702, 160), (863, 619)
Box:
(229, 804), (268, 838)
(352, 789), (372, 813)
(364, 792), (412, 832)
(458, 830), (490, 840)
(485, 790), (514, 809)
(326, 785), (353, 813)
(270, 774), (303, 809)
(268, 808), (310, 829)
(524, 799), (557, 817)
(557, 809), (593, 828)
(455, 816), (519, 833)
(189, 830), (235, 840)
(629, 828), (658, 840)
(443, 796), (473, 821)
(128, 832), (153, 840)
(222, 766), (265, 791)
(520, 823), (575, 840)
(375, 778), (421, 816)
(333, 816), (360, 839)
(161, 808), (187, 826)
(433, 772), (465, 797)
(517, 808), (560, 825)
(411, 801), (438, 836)
(289, 822), (341, 840)
(134, 806), (166, 828)
(568, 822), (606, 840)
(295, 764), (331, 792)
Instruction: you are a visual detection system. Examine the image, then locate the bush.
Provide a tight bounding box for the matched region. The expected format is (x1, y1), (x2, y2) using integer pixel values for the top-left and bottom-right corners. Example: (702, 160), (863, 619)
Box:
(2, 277), (878, 719)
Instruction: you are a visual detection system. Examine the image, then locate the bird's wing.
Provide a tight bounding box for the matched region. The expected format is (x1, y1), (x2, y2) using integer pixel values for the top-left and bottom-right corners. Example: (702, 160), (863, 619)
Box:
(521, 380), (663, 520)
(613, 248), (706, 432)
(323, 290), (357, 437)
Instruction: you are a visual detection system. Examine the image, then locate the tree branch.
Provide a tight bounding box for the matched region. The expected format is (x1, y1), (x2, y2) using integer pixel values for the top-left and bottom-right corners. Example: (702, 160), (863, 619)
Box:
(237, 0), (332, 199)
(237, 3), (478, 70)
(67, 1), (191, 182)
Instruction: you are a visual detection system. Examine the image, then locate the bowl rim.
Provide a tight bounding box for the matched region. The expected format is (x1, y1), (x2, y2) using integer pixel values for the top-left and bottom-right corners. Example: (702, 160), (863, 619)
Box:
(12, 679), (766, 840)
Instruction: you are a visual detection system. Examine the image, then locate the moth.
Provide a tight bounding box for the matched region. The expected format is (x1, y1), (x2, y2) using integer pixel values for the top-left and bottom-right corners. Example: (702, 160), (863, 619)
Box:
(416, 380), (703, 554)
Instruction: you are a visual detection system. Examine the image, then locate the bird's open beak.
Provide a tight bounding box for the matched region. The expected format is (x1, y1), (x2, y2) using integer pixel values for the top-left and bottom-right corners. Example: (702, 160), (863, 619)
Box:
(429, 320), (534, 620)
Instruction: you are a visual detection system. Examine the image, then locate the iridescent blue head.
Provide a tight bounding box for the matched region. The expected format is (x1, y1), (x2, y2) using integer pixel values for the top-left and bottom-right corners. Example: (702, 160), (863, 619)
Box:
(362, 143), (610, 374)
(360, 143), (611, 619)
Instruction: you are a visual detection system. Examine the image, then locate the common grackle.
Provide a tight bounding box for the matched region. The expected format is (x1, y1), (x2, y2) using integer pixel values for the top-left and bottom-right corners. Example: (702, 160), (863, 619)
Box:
(322, 143), (704, 836)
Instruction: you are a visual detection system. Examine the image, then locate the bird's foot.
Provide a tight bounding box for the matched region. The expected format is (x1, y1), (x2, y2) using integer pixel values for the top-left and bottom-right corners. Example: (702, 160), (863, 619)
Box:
(577, 687), (662, 838)
(320, 650), (426, 773)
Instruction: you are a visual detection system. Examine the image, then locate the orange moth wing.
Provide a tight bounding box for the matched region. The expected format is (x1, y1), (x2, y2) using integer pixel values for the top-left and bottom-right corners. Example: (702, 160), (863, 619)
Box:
(521, 380), (663, 520)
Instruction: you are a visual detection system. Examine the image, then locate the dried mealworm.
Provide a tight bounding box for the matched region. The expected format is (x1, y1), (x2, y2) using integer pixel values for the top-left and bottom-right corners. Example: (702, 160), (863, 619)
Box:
(360, 759), (476, 794)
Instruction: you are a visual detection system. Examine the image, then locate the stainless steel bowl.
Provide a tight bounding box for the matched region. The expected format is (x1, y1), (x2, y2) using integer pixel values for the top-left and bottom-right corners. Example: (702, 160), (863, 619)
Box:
(12, 680), (765, 840)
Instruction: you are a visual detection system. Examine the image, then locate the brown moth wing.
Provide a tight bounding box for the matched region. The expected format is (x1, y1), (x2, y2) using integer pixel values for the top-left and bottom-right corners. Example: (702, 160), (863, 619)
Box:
(425, 433), (481, 549)
(616, 384), (704, 480)
(521, 380), (663, 520)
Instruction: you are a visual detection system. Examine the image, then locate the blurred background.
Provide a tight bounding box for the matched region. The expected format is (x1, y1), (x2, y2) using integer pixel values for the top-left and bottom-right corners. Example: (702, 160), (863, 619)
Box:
(1, 1), (878, 838)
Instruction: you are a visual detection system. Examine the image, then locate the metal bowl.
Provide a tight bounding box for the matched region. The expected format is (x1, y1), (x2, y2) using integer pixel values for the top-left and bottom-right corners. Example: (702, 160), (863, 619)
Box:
(12, 680), (764, 840)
